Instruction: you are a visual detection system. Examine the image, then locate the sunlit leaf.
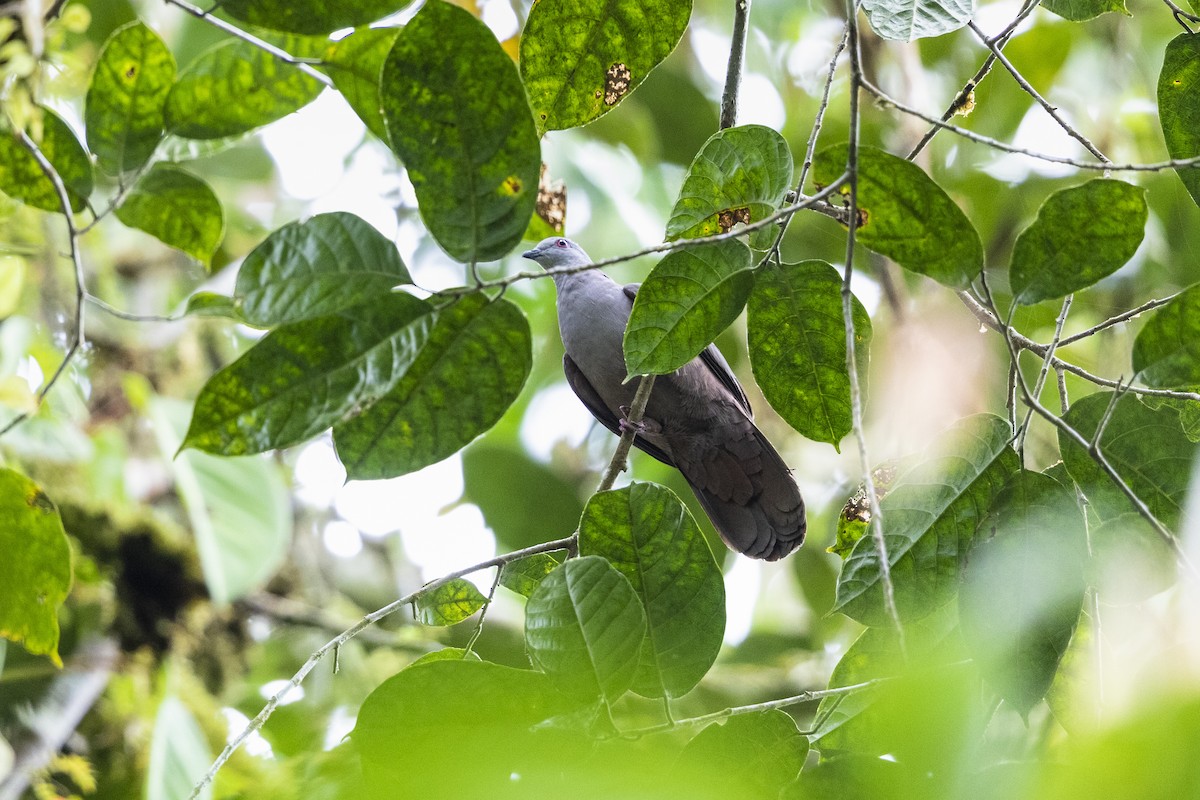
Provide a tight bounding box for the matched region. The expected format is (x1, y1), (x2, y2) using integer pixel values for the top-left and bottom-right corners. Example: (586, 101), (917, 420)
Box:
(524, 556), (647, 701)
(1131, 282), (1200, 387)
(748, 260), (871, 448)
(0, 468), (72, 666)
(333, 295), (532, 479)
(415, 578), (488, 625)
(0, 109), (93, 213)
(381, 1), (540, 263)
(220, 0), (409, 34)
(324, 26), (400, 142)
(114, 164), (224, 264)
(623, 239), (753, 377)
(665, 125), (792, 248)
(500, 553), (562, 598)
(579, 483), (724, 698)
(234, 212), (410, 327)
(520, 0), (692, 133)
(85, 21), (175, 174)
(862, 0), (974, 40)
(835, 414), (1020, 625)
(813, 145), (982, 288)
(1009, 179), (1147, 305)
(164, 38), (323, 139)
(146, 697), (212, 800)
(1159, 33), (1200, 210)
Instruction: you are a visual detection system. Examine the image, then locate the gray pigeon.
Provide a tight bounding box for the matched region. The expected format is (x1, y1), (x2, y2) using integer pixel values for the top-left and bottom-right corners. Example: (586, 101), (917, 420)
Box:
(522, 237), (805, 561)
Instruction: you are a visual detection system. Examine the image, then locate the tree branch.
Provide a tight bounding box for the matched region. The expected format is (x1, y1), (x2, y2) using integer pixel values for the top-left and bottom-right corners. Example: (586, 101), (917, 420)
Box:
(719, 0), (751, 130)
(597, 374), (657, 492)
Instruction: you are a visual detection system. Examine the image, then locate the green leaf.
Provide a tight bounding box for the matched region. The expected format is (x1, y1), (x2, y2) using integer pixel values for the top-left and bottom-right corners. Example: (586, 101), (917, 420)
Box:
(324, 26), (400, 142)
(381, 1), (540, 263)
(578, 483), (725, 698)
(85, 22), (175, 174)
(676, 710), (807, 796)
(235, 212), (410, 327)
(1009, 179), (1147, 305)
(182, 293), (433, 456)
(114, 164), (224, 264)
(500, 553), (562, 598)
(1088, 513), (1177, 604)
(1159, 34), (1200, 210)
(149, 398), (291, 606)
(415, 578), (488, 625)
(1059, 391), (1197, 528)
(524, 555), (647, 701)
(220, 0), (409, 34)
(354, 659), (574, 795)
(748, 260), (871, 448)
(164, 38), (323, 139)
(520, 0), (692, 133)
(1041, 0), (1128, 20)
(0, 469), (72, 666)
(0, 110), (93, 213)
(184, 291), (242, 320)
(334, 295), (532, 479)
(812, 145), (982, 288)
(958, 471), (1086, 715)
(1132, 283), (1200, 388)
(665, 125), (792, 249)
(862, 0), (973, 40)
(146, 697), (212, 800)
(834, 414), (1020, 626)
(463, 443), (585, 551)
(623, 239), (753, 377)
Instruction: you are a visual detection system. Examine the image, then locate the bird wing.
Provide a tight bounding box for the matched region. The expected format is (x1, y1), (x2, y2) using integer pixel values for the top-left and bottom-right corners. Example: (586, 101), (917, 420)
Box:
(562, 352), (676, 468)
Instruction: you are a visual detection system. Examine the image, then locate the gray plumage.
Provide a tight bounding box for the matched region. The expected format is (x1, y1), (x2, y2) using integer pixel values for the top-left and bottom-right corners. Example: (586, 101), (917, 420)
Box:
(522, 236), (805, 561)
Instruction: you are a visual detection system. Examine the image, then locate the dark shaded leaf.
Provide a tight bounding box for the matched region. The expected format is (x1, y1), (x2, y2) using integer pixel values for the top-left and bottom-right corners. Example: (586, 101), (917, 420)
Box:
(578, 483), (724, 698)
(0, 110), (93, 213)
(114, 164), (224, 264)
(381, 1), (540, 263)
(220, 0), (409, 34)
(463, 443), (584, 551)
(623, 239), (753, 377)
(1132, 283), (1200, 388)
(85, 21), (175, 174)
(813, 145), (982, 288)
(333, 295), (532, 479)
(415, 578), (488, 625)
(1159, 34), (1200, 210)
(1009, 179), (1147, 305)
(748, 260), (871, 448)
(520, 0), (691, 133)
(324, 26), (400, 142)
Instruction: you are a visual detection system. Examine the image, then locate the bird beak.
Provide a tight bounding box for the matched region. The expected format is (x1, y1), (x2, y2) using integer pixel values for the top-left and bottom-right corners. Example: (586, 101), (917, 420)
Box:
(521, 248), (540, 260)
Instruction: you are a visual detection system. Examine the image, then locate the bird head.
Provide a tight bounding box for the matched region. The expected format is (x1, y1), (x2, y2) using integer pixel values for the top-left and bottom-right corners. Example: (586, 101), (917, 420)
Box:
(521, 237), (591, 269)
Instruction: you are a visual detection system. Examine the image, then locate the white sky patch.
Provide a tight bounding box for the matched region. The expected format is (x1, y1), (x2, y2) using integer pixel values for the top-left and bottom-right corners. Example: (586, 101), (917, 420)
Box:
(294, 439), (346, 508)
(323, 519), (364, 559)
(690, 25), (730, 85)
(737, 73), (786, 130)
(519, 383), (594, 461)
(480, 0), (519, 40)
(262, 90), (365, 200)
(399, 503), (496, 588)
(323, 705), (357, 751)
(722, 556), (761, 646)
(334, 455), (465, 538)
(222, 707), (274, 758)
(786, 18), (847, 94)
(307, 143), (403, 240)
(16, 355), (43, 391)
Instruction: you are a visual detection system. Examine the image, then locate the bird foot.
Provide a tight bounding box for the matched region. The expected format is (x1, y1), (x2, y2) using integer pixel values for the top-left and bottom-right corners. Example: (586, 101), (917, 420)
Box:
(618, 406), (645, 434)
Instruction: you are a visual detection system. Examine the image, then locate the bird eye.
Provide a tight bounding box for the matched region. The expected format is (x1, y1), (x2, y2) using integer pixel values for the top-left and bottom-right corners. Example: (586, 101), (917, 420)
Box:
(555, 239), (567, 247)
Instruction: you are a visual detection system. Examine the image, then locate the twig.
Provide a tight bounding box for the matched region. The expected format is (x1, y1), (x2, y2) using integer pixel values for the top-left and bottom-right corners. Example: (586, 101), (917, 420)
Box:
(162, 0), (333, 86)
(597, 375), (657, 492)
(843, 0), (905, 650)
(1161, 0), (1200, 25)
(719, 0), (751, 130)
(1057, 291), (1183, 346)
(0, 130), (87, 438)
(186, 535), (576, 800)
(86, 294), (184, 323)
(1016, 294), (1073, 451)
(240, 593), (429, 650)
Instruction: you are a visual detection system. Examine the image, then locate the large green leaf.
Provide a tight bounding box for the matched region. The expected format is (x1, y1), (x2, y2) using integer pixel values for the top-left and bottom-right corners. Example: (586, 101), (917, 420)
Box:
(665, 125), (793, 248)
(834, 414), (1020, 626)
(862, 0), (973, 40)
(85, 21), (175, 174)
(114, 164), (224, 264)
(333, 295), (532, 479)
(0, 109), (94, 213)
(182, 293), (432, 456)
(1041, 0), (1128, 20)
(813, 145), (982, 288)
(623, 239), (753, 377)
(1059, 391), (1197, 528)
(748, 260), (871, 448)
(1009, 179), (1147, 305)
(0, 469), (72, 666)
(520, 0), (691, 133)
(234, 212), (411, 327)
(1159, 34), (1200, 210)
(381, 1), (540, 263)
(149, 398), (291, 606)
(958, 471), (1087, 715)
(164, 38), (323, 139)
(578, 483), (725, 698)
(524, 556), (647, 701)
(1132, 282), (1200, 387)
(324, 26), (400, 142)
(676, 711), (807, 796)
(220, 0), (408, 34)
(415, 578), (488, 625)
(146, 697), (212, 800)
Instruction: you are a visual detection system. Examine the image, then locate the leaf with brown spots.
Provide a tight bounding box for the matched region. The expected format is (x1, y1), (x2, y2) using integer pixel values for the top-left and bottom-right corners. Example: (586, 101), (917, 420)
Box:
(604, 62), (632, 105)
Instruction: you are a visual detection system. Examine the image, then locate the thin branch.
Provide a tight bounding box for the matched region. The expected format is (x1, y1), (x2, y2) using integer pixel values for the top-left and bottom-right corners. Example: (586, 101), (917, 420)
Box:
(240, 593), (430, 650)
(1016, 294), (1073, 451)
(0, 130), (87, 438)
(162, 0), (333, 86)
(597, 375), (657, 492)
(1161, 0), (1200, 25)
(719, 0), (751, 130)
(85, 294), (184, 323)
(187, 535), (576, 800)
(1056, 291), (1183, 346)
